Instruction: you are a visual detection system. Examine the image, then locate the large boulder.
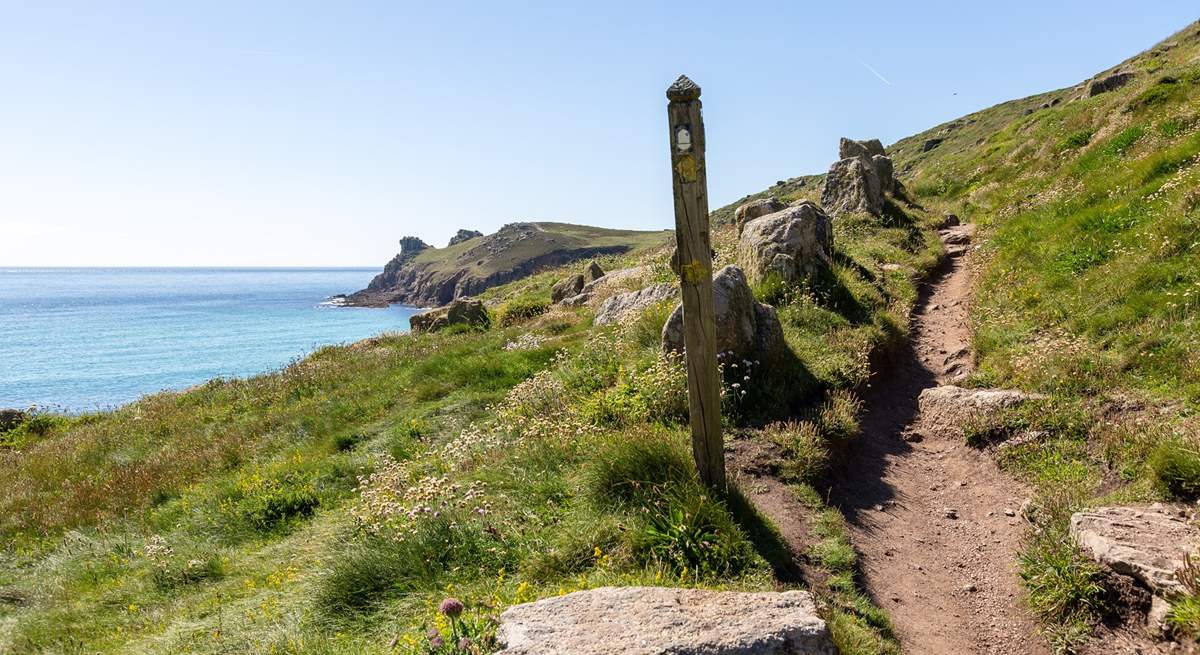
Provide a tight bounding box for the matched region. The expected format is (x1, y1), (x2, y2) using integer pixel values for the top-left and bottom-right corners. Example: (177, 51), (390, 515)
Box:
(737, 202), (833, 285)
(409, 298), (489, 333)
(551, 274), (585, 303)
(594, 284), (677, 326)
(662, 265), (785, 360)
(0, 409), (26, 433)
(1071, 504), (1197, 597)
(584, 261), (606, 283)
(734, 197), (787, 237)
(821, 155), (882, 217)
(495, 586), (836, 655)
(839, 137), (885, 160)
(1089, 70), (1135, 97)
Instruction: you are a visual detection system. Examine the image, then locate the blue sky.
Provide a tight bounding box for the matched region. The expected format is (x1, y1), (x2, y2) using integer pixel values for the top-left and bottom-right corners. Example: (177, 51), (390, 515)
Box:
(1, 1), (1196, 266)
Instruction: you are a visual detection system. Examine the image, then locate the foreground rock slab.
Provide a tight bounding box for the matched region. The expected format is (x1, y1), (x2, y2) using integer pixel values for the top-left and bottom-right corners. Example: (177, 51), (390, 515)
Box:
(495, 586), (837, 655)
(916, 385), (1037, 435)
(1071, 504), (1197, 597)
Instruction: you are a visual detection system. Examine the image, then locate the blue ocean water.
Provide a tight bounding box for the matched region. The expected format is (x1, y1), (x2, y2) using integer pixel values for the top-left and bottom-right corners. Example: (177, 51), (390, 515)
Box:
(0, 268), (417, 412)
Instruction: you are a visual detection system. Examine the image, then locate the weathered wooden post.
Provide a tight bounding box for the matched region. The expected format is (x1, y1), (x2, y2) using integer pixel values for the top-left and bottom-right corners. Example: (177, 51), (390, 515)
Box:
(666, 74), (725, 490)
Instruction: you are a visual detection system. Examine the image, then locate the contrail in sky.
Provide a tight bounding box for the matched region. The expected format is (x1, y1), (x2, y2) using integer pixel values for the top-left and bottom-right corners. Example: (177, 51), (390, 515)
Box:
(858, 59), (892, 86)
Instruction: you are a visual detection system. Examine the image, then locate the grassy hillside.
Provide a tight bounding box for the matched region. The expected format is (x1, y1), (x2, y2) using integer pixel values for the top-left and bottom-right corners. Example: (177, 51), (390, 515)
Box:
(0, 173), (941, 655)
(892, 19), (1200, 648)
(6, 17), (1200, 655)
(407, 222), (672, 278)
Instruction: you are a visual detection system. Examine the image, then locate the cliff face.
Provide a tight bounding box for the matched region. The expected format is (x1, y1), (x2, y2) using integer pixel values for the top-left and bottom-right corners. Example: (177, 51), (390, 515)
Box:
(345, 222), (671, 308)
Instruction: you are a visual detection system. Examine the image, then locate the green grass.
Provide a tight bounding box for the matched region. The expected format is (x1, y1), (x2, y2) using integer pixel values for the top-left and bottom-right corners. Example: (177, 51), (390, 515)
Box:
(890, 18), (1200, 649)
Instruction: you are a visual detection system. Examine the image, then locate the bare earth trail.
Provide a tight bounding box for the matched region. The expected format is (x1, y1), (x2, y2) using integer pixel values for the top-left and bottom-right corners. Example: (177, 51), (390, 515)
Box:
(827, 226), (1050, 655)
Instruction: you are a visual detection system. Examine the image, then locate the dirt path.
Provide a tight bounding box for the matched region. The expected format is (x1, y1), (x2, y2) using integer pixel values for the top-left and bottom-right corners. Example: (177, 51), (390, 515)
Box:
(827, 225), (1050, 655)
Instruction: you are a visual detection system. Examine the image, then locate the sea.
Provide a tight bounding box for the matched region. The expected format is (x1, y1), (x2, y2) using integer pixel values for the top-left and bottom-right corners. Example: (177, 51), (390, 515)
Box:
(0, 267), (418, 413)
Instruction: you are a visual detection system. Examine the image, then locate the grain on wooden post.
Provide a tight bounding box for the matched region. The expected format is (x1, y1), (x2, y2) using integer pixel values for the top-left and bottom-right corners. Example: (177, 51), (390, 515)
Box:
(665, 74), (725, 491)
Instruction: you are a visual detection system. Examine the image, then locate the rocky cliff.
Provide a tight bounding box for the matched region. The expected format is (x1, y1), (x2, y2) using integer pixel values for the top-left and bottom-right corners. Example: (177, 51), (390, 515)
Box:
(344, 222), (670, 307)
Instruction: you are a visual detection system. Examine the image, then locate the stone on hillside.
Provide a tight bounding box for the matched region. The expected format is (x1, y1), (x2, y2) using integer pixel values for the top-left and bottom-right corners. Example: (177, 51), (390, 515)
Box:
(737, 202), (833, 285)
(551, 274), (585, 303)
(734, 197), (787, 237)
(448, 229), (483, 246)
(409, 298), (489, 333)
(495, 586), (836, 655)
(917, 385), (1038, 435)
(594, 284), (677, 326)
(1089, 70), (1135, 97)
(1071, 504), (1197, 597)
(839, 137), (885, 160)
(922, 138), (944, 152)
(822, 155), (882, 217)
(872, 155), (896, 193)
(0, 409), (27, 433)
(662, 265), (785, 360)
(584, 261), (606, 283)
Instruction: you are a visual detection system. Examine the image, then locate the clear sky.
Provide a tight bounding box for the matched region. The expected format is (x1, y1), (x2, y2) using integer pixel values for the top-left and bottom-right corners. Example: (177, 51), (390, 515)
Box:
(2, 2), (1196, 267)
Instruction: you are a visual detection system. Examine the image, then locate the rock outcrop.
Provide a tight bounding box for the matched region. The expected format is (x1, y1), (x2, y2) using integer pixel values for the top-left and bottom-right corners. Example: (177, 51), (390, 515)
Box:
(551, 274), (585, 303)
(822, 138), (901, 218)
(662, 265), (785, 360)
(839, 137), (885, 160)
(917, 385), (1039, 436)
(593, 284), (677, 326)
(448, 229), (483, 246)
(584, 261), (606, 283)
(495, 586), (836, 655)
(737, 201), (833, 285)
(0, 409), (26, 433)
(1089, 70), (1135, 96)
(344, 223), (653, 308)
(409, 298), (489, 333)
(822, 155), (882, 217)
(559, 266), (651, 308)
(1071, 504), (1196, 597)
(1071, 503), (1198, 631)
(734, 197), (787, 237)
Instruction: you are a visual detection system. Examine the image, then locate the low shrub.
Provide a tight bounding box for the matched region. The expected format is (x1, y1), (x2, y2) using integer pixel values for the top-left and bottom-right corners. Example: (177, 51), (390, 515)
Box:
(1058, 129), (1095, 151)
(1019, 535), (1107, 624)
(1149, 438), (1200, 498)
(585, 430), (694, 509)
(317, 516), (503, 618)
(763, 421), (829, 482)
(629, 299), (675, 349)
(497, 297), (548, 327)
(225, 468), (321, 533)
(633, 489), (756, 578)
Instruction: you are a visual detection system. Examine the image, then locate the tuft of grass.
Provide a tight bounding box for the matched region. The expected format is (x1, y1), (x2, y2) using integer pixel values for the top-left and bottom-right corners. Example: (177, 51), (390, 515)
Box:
(1019, 531), (1108, 627)
(496, 296), (549, 327)
(1148, 439), (1200, 498)
(1058, 129), (1095, 151)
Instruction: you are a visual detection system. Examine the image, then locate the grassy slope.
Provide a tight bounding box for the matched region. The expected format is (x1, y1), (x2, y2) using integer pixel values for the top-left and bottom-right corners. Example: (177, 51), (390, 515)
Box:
(407, 222), (672, 278)
(892, 19), (1200, 648)
(15, 18), (1200, 654)
(0, 154), (942, 651)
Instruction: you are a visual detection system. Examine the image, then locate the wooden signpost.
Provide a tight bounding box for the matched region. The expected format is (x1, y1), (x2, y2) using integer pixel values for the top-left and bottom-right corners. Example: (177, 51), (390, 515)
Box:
(666, 75), (725, 490)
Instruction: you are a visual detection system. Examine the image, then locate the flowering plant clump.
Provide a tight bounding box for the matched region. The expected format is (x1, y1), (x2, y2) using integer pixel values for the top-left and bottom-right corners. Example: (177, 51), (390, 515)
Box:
(401, 597), (497, 655)
(352, 456), (493, 539)
(502, 333), (544, 351)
